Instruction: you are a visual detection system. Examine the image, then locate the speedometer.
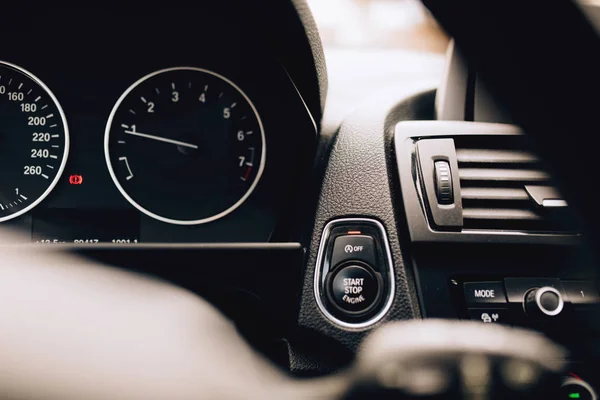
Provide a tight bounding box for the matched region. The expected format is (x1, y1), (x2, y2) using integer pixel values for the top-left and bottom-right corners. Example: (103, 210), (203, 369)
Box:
(105, 67), (266, 225)
(0, 61), (69, 222)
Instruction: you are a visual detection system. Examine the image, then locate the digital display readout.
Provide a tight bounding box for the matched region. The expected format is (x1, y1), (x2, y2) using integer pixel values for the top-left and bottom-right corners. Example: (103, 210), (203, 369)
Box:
(32, 209), (140, 244)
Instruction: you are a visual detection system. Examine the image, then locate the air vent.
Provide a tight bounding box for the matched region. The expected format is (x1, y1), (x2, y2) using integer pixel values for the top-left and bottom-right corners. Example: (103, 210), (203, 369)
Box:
(454, 136), (574, 233)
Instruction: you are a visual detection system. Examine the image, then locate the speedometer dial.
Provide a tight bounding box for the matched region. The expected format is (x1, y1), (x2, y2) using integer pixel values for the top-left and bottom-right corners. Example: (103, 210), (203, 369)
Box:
(0, 61), (69, 222)
(105, 67), (266, 225)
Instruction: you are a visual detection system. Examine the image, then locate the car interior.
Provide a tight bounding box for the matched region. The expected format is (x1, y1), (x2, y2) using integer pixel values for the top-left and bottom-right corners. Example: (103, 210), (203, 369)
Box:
(1, 1), (599, 399)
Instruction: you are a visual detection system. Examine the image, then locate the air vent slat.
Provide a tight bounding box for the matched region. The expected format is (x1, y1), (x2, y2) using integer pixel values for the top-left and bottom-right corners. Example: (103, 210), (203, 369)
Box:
(453, 135), (573, 233)
(463, 208), (540, 221)
(461, 187), (529, 201)
(456, 149), (539, 164)
(459, 168), (550, 182)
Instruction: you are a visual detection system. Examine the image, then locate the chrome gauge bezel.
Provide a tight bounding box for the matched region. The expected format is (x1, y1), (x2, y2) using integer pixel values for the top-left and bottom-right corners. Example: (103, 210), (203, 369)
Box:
(0, 60), (70, 223)
(104, 66), (267, 225)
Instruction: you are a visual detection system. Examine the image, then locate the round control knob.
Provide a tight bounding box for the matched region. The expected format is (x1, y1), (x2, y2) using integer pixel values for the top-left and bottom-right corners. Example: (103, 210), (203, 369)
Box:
(329, 264), (380, 314)
(561, 377), (597, 400)
(524, 286), (564, 317)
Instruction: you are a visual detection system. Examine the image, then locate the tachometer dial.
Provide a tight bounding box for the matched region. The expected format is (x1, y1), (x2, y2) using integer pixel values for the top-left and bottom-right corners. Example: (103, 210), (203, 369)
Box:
(105, 67), (266, 225)
(0, 61), (69, 222)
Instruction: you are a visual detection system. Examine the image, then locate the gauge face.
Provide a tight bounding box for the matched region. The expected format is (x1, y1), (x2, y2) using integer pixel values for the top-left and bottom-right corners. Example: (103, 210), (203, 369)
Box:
(105, 67), (266, 225)
(0, 61), (69, 222)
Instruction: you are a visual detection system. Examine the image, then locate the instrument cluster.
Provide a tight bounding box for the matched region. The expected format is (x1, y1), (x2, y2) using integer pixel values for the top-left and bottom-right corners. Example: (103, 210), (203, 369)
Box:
(0, 6), (316, 243)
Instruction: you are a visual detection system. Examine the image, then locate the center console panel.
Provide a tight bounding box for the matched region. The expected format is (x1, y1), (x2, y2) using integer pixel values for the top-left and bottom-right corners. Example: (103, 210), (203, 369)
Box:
(394, 120), (600, 390)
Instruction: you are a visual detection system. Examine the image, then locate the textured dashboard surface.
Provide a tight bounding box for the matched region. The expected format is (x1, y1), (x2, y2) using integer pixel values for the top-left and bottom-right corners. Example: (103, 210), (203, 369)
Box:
(297, 89), (437, 351)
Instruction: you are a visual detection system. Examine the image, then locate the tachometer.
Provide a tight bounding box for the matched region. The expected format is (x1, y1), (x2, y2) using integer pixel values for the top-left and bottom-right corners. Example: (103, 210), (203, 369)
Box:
(105, 67), (266, 225)
(0, 61), (69, 222)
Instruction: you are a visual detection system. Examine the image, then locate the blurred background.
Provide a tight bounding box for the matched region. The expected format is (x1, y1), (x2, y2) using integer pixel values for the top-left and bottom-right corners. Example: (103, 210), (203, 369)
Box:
(307, 0), (448, 52)
(306, 0), (449, 129)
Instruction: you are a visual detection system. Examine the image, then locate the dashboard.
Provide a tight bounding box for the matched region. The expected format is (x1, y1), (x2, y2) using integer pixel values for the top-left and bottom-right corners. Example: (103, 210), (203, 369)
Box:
(1, 2), (599, 398)
(0, 4), (316, 244)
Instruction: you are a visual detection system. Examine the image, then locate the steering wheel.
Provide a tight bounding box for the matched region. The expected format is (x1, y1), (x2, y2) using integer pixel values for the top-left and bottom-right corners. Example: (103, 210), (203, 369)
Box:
(0, 0), (597, 399)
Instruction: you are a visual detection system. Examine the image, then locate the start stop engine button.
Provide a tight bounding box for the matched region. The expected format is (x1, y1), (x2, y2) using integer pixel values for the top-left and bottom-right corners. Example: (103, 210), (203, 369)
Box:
(329, 264), (379, 313)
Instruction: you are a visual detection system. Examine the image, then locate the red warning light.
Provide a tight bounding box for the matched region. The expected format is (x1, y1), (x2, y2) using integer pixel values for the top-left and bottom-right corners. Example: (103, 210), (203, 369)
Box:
(69, 175), (83, 185)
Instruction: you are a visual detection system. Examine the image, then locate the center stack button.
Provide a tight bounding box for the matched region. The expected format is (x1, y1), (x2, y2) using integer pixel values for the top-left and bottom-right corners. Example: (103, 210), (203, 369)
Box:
(329, 264), (379, 313)
(464, 282), (507, 305)
(331, 235), (378, 268)
(315, 219), (395, 327)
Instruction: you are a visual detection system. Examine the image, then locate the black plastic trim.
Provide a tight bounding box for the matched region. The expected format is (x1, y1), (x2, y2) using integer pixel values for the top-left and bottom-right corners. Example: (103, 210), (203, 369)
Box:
(0, 242), (303, 251)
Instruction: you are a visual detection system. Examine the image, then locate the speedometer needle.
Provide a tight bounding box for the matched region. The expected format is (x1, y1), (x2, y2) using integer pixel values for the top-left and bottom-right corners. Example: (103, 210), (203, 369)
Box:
(124, 130), (199, 149)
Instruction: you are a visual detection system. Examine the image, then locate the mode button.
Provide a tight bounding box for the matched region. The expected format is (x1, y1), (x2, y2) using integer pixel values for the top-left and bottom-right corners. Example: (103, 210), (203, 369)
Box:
(464, 282), (507, 306)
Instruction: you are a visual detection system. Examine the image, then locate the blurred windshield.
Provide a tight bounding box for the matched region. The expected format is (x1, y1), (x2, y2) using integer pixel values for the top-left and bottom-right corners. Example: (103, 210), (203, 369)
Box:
(307, 0), (449, 128)
(308, 0), (448, 53)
